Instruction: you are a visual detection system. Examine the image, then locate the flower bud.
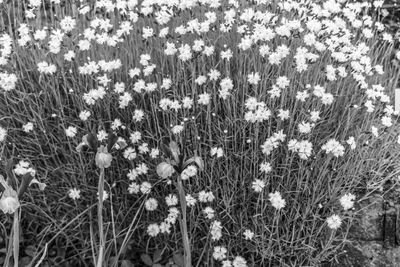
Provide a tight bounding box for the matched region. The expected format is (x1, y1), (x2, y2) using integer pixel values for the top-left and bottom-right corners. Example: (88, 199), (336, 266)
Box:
(156, 162), (175, 179)
(0, 181), (20, 214)
(95, 145), (113, 169)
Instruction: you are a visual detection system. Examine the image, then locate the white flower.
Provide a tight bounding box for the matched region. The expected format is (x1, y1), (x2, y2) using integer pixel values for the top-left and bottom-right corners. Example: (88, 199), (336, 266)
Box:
(210, 220), (223, 241)
(0, 126), (6, 142)
(232, 256), (247, 267)
(145, 198), (158, 211)
(259, 162), (272, 173)
(310, 110), (320, 122)
(68, 188), (81, 200)
(346, 137), (356, 150)
(147, 223), (160, 237)
(37, 61), (56, 74)
(181, 165), (197, 180)
(247, 72), (260, 85)
(65, 126), (77, 138)
(165, 194), (178, 206)
(340, 193), (356, 210)
(22, 122), (34, 133)
(198, 93), (211, 105)
(277, 109), (290, 120)
(97, 130), (108, 142)
(243, 229), (254, 240)
(195, 75), (207, 85)
(203, 206), (215, 219)
(211, 147), (224, 158)
(60, 16), (76, 32)
(129, 131), (141, 144)
(326, 214), (342, 230)
(140, 182), (152, 194)
(222, 260), (233, 267)
(136, 163), (149, 175)
(371, 126), (379, 137)
(381, 116), (392, 127)
(298, 121), (313, 134)
(150, 148), (160, 159)
(186, 194), (197, 206)
(14, 160), (36, 177)
(97, 190), (109, 201)
(252, 179), (265, 193)
(132, 109), (145, 122)
(128, 183), (140, 194)
(156, 162), (175, 179)
(79, 110), (91, 121)
(159, 222), (171, 234)
(171, 125), (184, 135)
(321, 139), (345, 157)
(268, 191), (286, 210)
(127, 168), (138, 180)
(198, 191), (215, 203)
(213, 246), (227, 261)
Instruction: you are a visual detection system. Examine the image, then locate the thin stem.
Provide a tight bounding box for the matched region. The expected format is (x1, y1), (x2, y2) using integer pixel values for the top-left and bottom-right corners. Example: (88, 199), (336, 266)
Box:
(177, 174), (191, 267)
(13, 210), (19, 267)
(96, 167), (105, 267)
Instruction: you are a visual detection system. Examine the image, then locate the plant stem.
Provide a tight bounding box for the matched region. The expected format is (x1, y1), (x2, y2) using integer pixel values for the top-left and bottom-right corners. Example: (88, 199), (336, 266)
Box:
(96, 167), (105, 267)
(13, 210), (19, 267)
(177, 175), (191, 267)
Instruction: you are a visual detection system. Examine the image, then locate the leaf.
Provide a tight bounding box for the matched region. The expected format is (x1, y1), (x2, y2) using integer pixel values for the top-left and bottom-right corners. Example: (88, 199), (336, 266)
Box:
(172, 253), (184, 267)
(86, 133), (98, 152)
(153, 249), (162, 263)
(121, 260), (134, 267)
(140, 254), (153, 266)
(169, 141), (180, 163)
(24, 245), (36, 257)
(116, 139), (128, 150)
(5, 158), (16, 189)
(18, 257), (31, 267)
(18, 172), (34, 198)
(183, 156), (204, 171)
(152, 264), (162, 267)
(193, 156), (204, 171)
(160, 142), (172, 159)
(107, 132), (118, 152)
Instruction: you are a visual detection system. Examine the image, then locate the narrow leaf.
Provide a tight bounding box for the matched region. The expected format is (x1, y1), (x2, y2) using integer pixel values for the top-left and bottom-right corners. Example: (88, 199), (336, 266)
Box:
(120, 260), (134, 267)
(140, 254), (153, 266)
(160, 142), (172, 159)
(86, 133), (98, 152)
(107, 132), (118, 152)
(172, 253), (184, 267)
(169, 141), (180, 163)
(153, 249), (162, 263)
(193, 156), (204, 171)
(5, 159), (16, 189)
(18, 173), (34, 199)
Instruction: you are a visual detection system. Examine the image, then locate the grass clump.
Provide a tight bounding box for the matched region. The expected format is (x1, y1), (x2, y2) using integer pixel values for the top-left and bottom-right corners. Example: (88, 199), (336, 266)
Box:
(1, 0), (400, 266)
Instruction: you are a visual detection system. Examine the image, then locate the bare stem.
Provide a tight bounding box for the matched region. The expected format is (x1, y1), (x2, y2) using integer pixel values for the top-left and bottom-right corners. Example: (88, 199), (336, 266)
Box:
(96, 168), (105, 267)
(177, 175), (191, 267)
(13, 210), (19, 267)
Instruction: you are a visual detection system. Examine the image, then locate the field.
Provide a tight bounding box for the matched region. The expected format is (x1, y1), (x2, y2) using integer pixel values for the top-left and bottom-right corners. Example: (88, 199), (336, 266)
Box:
(1, 0), (400, 266)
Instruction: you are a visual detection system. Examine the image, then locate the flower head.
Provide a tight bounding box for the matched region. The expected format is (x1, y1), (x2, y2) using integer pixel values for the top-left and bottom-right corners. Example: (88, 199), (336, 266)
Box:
(156, 162), (175, 179)
(0, 175), (20, 214)
(95, 145), (113, 169)
(268, 191), (286, 210)
(339, 193), (356, 210)
(326, 214), (342, 230)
